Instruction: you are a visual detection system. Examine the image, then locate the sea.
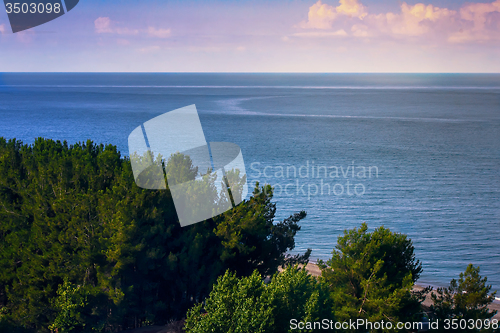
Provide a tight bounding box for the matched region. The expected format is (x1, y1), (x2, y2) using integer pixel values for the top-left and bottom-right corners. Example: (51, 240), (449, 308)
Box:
(0, 73), (499, 292)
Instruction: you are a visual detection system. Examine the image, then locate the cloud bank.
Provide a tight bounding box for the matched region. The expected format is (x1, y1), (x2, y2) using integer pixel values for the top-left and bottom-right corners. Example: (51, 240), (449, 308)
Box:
(298, 0), (500, 43)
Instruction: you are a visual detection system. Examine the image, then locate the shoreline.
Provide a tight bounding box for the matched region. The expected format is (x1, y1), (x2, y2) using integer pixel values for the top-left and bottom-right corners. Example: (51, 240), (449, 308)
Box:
(302, 262), (500, 320)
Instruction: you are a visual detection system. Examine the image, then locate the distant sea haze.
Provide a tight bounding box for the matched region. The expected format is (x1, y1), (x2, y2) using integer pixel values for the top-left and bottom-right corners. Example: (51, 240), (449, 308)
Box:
(0, 73), (499, 291)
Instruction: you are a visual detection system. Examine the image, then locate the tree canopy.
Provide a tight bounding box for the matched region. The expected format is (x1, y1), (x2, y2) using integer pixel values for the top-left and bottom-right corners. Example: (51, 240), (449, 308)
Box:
(0, 137), (309, 332)
(318, 223), (425, 331)
(185, 266), (333, 333)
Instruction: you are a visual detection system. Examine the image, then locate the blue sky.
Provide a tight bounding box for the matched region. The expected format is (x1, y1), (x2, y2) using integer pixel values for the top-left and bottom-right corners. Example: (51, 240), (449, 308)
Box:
(0, 0), (499, 72)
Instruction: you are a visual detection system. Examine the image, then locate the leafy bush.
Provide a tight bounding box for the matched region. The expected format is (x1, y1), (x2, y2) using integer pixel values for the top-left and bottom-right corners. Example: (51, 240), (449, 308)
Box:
(184, 266), (333, 333)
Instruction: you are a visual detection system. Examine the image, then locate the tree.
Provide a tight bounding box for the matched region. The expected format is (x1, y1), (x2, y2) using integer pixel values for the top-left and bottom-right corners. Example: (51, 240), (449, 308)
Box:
(48, 281), (99, 333)
(318, 223), (425, 332)
(430, 264), (498, 332)
(214, 183), (311, 277)
(0, 137), (310, 332)
(184, 266), (333, 333)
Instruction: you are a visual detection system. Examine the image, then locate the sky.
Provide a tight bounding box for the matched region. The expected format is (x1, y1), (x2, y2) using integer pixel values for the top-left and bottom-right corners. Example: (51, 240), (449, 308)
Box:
(0, 0), (499, 72)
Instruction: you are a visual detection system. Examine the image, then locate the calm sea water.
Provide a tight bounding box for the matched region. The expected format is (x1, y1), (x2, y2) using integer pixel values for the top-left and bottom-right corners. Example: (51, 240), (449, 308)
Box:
(1, 73), (499, 291)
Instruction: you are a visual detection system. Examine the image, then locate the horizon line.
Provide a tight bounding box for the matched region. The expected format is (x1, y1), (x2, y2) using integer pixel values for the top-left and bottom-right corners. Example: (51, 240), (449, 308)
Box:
(2, 72), (500, 74)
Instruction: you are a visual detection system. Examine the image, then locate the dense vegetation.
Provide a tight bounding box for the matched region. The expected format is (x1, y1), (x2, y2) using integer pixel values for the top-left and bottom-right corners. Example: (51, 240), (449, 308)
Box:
(185, 267), (332, 333)
(0, 137), (309, 332)
(186, 224), (426, 333)
(187, 226), (498, 333)
(0, 137), (497, 333)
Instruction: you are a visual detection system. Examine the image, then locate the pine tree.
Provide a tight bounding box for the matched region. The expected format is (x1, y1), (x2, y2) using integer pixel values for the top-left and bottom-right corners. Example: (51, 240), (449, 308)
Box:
(431, 264), (498, 332)
(318, 223), (424, 332)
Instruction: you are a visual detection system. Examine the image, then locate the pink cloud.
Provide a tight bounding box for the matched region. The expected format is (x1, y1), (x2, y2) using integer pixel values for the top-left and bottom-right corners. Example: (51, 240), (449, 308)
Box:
(460, 0), (500, 31)
(336, 0), (367, 19)
(451, 0), (500, 42)
(147, 27), (171, 38)
(300, 0), (367, 29)
(369, 3), (457, 37)
(351, 24), (370, 37)
(0, 24), (6, 35)
(94, 17), (139, 35)
(299, 1), (337, 29)
(94, 17), (113, 33)
(298, 0), (500, 43)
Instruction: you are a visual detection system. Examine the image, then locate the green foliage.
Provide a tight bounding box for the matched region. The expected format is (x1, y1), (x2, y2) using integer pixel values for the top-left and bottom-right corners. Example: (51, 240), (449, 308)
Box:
(430, 264), (498, 332)
(318, 223), (423, 332)
(0, 312), (34, 333)
(163, 152), (200, 185)
(223, 168), (247, 204)
(49, 281), (92, 333)
(215, 183), (310, 277)
(184, 266), (333, 333)
(0, 137), (309, 332)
